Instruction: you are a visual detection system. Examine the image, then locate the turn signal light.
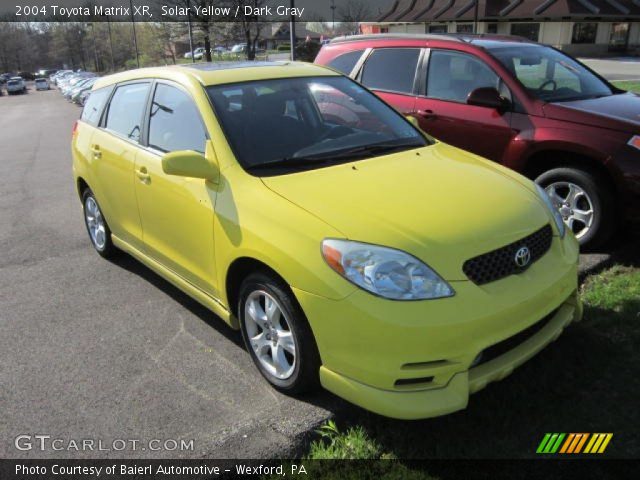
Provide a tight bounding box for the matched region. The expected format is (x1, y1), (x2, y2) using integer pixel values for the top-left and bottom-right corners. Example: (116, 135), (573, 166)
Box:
(629, 135), (640, 151)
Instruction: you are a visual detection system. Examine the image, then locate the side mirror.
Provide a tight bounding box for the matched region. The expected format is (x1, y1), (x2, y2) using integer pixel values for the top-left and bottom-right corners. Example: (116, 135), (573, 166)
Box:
(467, 87), (510, 110)
(161, 149), (218, 181)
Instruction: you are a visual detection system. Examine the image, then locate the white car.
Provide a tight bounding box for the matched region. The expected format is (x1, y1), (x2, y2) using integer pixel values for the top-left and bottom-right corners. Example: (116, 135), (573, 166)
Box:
(6, 77), (26, 94)
(184, 47), (206, 60)
(35, 78), (50, 90)
(231, 43), (247, 54)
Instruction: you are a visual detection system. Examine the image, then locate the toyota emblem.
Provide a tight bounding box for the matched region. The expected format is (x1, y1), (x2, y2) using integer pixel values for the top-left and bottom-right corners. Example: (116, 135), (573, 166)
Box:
(514, 246), (531, 268)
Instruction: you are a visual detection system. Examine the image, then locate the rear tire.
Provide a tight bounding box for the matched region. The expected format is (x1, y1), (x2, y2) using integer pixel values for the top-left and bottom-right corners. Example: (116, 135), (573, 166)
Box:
(238, 272), (320, 394)
(535, 167), (616, 249)
(81, 188), (116, 259)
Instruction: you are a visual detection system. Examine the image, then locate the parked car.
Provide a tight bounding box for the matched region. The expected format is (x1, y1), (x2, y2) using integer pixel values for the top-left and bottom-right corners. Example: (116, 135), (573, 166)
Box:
(72, 63), (581, 419)
(6, 76), (26, 94)
(70, 78), (98, 104)
(77, 89), (91, 106)
(231, 43), (247, 54)
(315, 34), (640, 248)
(35, 78), (50, 90)
(184, 47), (206, 60)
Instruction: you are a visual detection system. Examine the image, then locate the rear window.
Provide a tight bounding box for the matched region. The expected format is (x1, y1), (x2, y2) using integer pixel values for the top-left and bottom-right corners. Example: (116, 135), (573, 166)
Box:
(80, 86), (113, 127)
(327, 50), (365, 75)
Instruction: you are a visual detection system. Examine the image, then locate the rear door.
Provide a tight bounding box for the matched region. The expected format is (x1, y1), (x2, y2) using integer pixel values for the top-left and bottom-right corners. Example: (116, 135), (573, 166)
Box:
(356, 47), (422, 116)
(89, 81), (151, 250)
(134, 81), (217, 295)
(415, 49), (515, 161)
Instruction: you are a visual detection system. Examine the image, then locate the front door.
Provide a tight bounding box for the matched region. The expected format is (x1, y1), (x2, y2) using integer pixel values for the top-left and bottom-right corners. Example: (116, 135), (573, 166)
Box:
(134, 82), (217, 296)
(415, 49), (515, 162)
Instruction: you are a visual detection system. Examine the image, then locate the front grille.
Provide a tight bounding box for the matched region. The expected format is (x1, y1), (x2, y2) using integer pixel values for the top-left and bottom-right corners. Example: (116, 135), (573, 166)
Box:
(473, 309), (556, 368)
(462, 224), (552, 285)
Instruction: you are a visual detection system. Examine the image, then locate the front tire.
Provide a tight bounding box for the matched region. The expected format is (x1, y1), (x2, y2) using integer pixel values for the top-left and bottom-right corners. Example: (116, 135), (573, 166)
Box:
(238, 272), (320, 394)
(535, 167), (615, 249)
(82, 189), (116, 258)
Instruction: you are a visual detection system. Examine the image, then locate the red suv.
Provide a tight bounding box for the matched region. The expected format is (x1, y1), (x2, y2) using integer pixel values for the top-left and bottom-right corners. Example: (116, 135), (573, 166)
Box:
(315, 34), (640, 248)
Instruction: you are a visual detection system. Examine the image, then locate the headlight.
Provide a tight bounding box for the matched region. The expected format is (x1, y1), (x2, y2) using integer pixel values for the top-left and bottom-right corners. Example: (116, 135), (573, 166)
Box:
(629, 135), (640, 151)
(535, 183), (566, 238)
(321, 239), (454, 300)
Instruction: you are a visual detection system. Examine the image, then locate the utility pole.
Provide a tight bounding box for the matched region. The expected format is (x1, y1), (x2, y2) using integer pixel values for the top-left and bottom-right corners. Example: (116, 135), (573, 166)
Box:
(105, 15), (115, 71)
(473, 0), (479, 34)
(289, 0), (296, 61)
(88, 23), (99, 72)
(331, 0), (336, 32)
(129, 0), (140, 68)
(187, 0), (195, 62)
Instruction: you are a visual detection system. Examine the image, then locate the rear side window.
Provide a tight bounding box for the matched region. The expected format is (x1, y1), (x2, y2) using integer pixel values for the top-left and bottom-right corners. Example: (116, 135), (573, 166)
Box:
(327, 50), (365, 75)
(361, 48), (420, 94)
(148, 84), (207, 153)
(80, 86), (112, 126)
(104, 82), (150, 142)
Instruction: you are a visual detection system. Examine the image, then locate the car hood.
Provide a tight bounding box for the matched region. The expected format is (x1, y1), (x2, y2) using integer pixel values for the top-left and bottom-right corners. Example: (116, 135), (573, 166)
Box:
(261, 143), (550, 281)
(543, 92), (640, 133)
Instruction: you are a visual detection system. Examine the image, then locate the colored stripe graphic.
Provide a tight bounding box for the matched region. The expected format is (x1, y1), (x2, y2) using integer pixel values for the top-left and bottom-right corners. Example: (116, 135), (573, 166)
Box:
(538, 433), (613, 454)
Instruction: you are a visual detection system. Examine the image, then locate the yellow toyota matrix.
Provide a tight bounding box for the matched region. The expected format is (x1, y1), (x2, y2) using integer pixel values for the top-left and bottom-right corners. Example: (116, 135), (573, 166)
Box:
(72, 62), (581, 419)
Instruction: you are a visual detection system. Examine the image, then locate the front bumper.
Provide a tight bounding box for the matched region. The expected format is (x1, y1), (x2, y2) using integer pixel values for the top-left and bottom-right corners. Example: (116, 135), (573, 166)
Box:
(294, 234), (581, 419)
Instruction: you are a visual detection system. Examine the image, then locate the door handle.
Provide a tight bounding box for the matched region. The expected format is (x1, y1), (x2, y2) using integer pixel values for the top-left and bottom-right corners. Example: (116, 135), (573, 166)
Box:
(416, 109), (436, 119)
(90, 144), (101, 159)
(136, 167), (150, 182)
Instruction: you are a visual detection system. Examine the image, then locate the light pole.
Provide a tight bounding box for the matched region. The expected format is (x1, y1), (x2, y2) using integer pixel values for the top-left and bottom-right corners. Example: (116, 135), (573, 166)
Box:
(129, 0), (140, 68)
(331, 0), (336, 32)
(473, 0), (479, 34)
(289, 0), (296, 61)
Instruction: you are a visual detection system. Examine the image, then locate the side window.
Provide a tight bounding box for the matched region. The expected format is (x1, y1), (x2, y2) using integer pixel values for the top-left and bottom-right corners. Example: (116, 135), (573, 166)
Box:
(148, 84), (207, 153)
(327, 50), (365, 75)
(80, 86), (112, 126)
(360, 48), (420, 94)
(427, 50), (499, 103)
(104, 83), (150, 142)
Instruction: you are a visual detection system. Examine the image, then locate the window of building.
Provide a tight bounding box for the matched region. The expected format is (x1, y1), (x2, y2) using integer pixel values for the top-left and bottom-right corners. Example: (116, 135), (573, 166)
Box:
(148, 84), (207, 153)
(609, 22), (630, 49)
(428, 25), (448, 34)
(104, 82), (150, 142)
(510, 23), (540, 42)
(327, 50), (365, 75)
(456, 24), (474, 34)
(427, 50), (500, 103)
(572, 23), (597, 44)
(360, 48), (421, 94)
(487, 23), (498, 34)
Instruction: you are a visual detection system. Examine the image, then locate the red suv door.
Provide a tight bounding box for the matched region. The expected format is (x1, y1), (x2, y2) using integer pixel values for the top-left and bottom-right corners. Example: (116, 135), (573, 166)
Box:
(357, 47), (421, 117)
(415, 49), (516, 162)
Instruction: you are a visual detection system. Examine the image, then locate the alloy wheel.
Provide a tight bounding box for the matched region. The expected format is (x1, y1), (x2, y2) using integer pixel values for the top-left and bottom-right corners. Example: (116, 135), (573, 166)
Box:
(84, 196), (107, 250)
(545, 181), (594, 239)
(243, 290), (296, 380)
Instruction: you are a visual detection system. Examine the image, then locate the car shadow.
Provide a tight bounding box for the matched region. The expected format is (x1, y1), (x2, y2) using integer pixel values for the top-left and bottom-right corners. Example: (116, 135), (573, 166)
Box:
(579, 224), (640, 282)
(107, 253), (245, 350)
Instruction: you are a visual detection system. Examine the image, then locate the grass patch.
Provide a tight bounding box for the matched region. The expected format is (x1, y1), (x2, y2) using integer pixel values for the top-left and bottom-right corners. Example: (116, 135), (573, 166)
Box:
(611, 80), (640, 93)
(304, 266), (640, 460)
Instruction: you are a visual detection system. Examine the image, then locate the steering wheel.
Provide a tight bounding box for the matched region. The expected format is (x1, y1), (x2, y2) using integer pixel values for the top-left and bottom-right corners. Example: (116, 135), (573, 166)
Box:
(537, 79), (557, 92)
(317, 125), (353, 142)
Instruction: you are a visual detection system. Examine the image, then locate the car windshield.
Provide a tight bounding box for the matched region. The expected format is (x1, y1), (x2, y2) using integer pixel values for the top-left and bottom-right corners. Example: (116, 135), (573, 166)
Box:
(488, 45), (613, 102)
(206, 76), (428, 174)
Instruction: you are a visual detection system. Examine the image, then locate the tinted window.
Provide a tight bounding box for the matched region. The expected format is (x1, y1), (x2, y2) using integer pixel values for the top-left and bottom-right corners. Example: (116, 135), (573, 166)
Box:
(327, 50), (364, 75)
(148, 84), (207, 153)
(105, 83), (150, 142)
(361, 48), (420, 94)
(207, 76), (426, 174)
(427, 50), (499, 103)
(511, 23), (540, 42)
(80, 86), (112, 126)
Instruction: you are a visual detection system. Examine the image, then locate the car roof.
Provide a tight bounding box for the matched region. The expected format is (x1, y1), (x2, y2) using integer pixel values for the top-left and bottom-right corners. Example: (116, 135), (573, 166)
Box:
(92, 61), (339, 90)
(329, 33), (536, 48)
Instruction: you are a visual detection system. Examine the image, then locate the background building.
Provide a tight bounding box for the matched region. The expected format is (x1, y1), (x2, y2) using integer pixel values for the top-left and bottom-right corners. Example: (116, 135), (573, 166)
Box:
(360, 0), (640, 56)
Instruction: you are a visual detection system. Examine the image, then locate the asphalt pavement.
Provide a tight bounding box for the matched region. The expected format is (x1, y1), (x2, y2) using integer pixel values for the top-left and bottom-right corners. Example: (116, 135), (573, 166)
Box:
(0, 81), (637, 459)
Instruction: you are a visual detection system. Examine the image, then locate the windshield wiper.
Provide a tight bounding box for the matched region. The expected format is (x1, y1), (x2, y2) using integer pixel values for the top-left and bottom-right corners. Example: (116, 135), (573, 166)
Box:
(247, 142), (423, 171)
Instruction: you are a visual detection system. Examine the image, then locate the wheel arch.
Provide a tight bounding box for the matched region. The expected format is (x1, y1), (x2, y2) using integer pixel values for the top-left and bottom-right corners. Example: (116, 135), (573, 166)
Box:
(76, 177), (90, 200)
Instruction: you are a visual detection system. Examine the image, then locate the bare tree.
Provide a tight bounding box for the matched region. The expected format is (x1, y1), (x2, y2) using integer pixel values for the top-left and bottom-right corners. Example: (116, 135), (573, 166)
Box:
(337, 0), (371, 34)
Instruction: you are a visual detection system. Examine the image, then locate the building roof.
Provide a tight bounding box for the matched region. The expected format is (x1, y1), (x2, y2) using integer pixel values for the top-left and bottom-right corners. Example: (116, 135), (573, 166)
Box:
(374, 0), (640, 21)
(93, 62), (338, 90)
